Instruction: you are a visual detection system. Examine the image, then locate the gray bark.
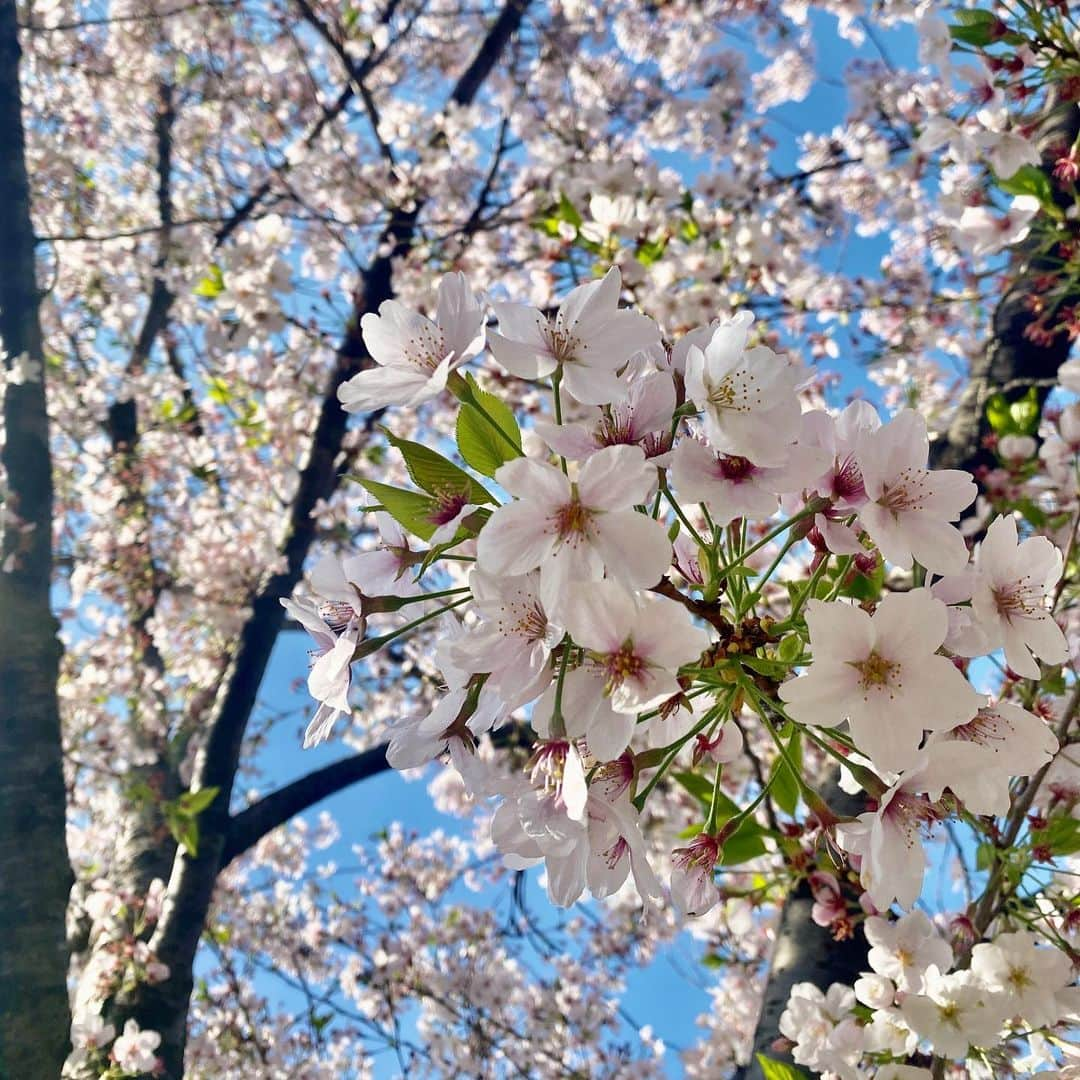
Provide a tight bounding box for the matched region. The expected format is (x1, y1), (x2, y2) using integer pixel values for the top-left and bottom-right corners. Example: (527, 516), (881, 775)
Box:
(0, 1), (75, 1075)
(739, 781), (865, 1080)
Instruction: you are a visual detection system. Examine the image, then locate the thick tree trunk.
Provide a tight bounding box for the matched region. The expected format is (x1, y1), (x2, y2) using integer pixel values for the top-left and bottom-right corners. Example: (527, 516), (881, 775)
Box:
(0, 2), (75, 1075)
(933, 100), (1080, 473)
(738, 779), (865, 1080)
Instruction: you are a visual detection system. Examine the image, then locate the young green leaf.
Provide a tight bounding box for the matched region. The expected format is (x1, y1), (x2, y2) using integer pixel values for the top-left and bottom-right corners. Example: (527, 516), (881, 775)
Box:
(357, 478), (439, 541)
(755, 1055), (813, 1080)
(382, 430), (494, 505)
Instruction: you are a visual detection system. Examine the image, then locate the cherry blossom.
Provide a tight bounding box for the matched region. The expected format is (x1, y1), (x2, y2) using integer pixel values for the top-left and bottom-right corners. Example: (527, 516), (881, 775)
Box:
(970, 930), (1074, 1029)
(669, 833), (723, 918)
(111, 1019), (162, 1075)
(779, 589), (984, 773)
(476, 445), (672, 610)
(968, 514), (1067, 678)
(669, 431), (830, 528)
(446, 568), (562, 709)
(338, 273), (485, 412)
(683, 313), (803, 467)
(855, 409), (976, 575)
(836, 768), (942, 910)
(864, 910), (953, 993)
(488, 267), (659, 405)
(557, 579), (709, 760)
(534, 371), (676, 461)
(900, 966), (1006, 1057)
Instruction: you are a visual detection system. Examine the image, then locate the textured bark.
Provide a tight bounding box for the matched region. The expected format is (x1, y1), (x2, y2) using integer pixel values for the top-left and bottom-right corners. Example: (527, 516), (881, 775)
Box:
(932, 100), (1080, 474)
(0, 1), (75, 1074)
(738, 779), (865, 1080)
(105, 5), (531, 1074)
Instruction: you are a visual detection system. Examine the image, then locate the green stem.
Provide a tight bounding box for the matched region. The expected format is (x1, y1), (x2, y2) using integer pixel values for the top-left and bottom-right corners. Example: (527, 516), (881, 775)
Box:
(550, 634), (572, 738)
(739, 532), (799, 618)
(704, 759), (725, 833)
(661, 480), (707, 549)
(633, 691), (731, 811)
(779, 550), (832, 629)
(551, 373), (568, 475)
(352, 596), (469, 660)
(715, 499), (825, 584)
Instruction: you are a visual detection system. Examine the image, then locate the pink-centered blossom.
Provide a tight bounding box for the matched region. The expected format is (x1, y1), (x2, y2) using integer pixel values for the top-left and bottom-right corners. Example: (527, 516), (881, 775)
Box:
(282, 593), (363, 748)
(855, 409), (976, 575)
(338, 272), (485, 412)
(475, 444), (672, 612)
(683, 312), (803, 467)
(779, 589), (984, 774)
(534, 370), (676, 461)
(670, 428), (830, 527)
(920, 701), (1059, 816)
(447, 568), (563, 709)
(557, 579), (710, 760)
(969, 514), (1067, 678)
(670, 833), (723, 917)
(488, 267), (659, 405)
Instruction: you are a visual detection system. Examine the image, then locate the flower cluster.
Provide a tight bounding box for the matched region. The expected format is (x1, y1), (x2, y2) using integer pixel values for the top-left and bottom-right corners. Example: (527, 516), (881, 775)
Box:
(288, 265), (1070, 935)
(780, 916), (1079, 1079)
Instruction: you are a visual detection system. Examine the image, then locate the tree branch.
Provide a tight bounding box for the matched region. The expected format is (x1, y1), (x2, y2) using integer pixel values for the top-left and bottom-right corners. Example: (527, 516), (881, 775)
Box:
(125, 6), (532, 1073)
(223, 744), (391, 866)
(932, 100), (1080, 475)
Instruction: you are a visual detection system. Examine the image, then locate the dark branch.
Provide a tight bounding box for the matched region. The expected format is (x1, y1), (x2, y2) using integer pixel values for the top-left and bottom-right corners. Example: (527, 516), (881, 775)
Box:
(135, 6), (533, 1073)
(222, 744), (390, 866)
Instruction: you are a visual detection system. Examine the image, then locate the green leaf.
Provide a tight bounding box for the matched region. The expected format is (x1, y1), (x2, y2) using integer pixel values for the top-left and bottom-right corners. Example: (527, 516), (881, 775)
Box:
(674, 770), (718, 807)
(768, 729), (802, 816)
(740, 656), (790, 679)
(777, 634), (803, 663)
(1033, 816), (1080, 857)
(948, 10), (998, 47)
(382, 430), (493, 505)
(194, 263), (225, 299)
(179, 786), (219, 815)
(357, 478), (439, 541)
(674, 771), (740, 820)
(206, 376), (231, 405)
(986, 386), (1041, 437)
(636, 235), (668, 266)
(1009, 386), (1040, 435)
(557, 192), (583, 229)
(679, 218), (700, 243)
(755, 1055), (813, 1080)
(840, 554), (884, 603)
(1016, 497), (1047, 529)
(177, 818), (200, 857)
(998, 163), (1054, 204)
(719, 823), (768, 866)
(455, 377), (522, 477)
